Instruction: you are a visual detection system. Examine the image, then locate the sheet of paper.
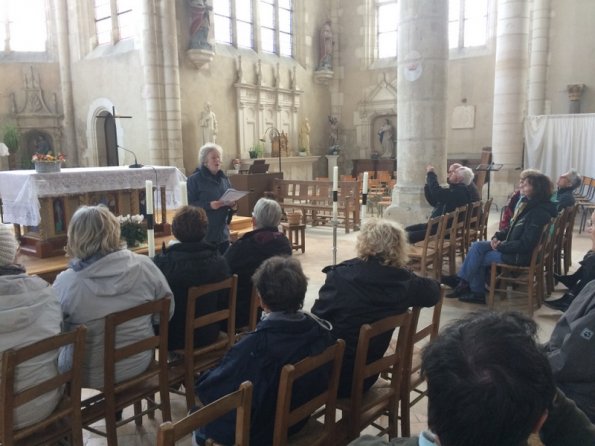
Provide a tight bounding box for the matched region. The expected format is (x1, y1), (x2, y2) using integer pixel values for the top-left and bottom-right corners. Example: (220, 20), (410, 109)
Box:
(219, 188), (249, 204)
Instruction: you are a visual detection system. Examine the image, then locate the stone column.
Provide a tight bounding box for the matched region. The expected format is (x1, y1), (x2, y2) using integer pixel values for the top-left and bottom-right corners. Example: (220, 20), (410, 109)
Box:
(53, 0), (78, 164)
(385, 0), (448, 226)
(527, 0), (550, 116)
(490, 0), (530, 202)
(139, 0), (166, 166)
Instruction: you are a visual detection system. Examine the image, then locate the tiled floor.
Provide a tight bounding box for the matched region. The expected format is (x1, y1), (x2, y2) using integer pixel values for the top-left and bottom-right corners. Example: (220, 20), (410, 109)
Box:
(82, 209), (592, 445)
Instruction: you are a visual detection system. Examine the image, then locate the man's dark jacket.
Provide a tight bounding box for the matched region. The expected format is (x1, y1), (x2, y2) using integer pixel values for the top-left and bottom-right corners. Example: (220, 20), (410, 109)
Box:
(556, 186), (576, 211)
(153, 240), (230, 350)
(423, 171), (472, 217)
(311, 257), (440, 397)
(224, 227), (292, 327)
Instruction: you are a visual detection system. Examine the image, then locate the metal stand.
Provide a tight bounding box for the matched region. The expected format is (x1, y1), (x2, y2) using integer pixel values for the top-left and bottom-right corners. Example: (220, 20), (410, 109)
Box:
(475, 162), (503, 211)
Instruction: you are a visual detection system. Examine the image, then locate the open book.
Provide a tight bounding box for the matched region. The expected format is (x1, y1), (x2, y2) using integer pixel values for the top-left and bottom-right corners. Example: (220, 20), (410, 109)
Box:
(219, 188), (249, 205)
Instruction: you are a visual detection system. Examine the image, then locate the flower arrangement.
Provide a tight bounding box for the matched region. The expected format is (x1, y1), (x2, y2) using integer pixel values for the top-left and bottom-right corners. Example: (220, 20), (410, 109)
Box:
(32, 151), (66, 162)
(118, 214), (147, 247)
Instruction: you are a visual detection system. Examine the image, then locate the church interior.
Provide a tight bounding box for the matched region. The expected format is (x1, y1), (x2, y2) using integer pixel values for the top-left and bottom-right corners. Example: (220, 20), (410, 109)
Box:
(1, 0), (595, 444)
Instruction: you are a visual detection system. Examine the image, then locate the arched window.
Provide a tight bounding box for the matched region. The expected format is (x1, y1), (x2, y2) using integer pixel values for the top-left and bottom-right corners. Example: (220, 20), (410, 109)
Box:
(0, 0), (47, 52)
(376, 0), (398, 59)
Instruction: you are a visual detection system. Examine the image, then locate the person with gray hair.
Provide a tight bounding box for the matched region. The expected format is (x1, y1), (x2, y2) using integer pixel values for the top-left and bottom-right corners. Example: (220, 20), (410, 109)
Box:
(447, 163), (480, 201)
(187, 143), (236, 254)
(555, 168), (582, 211)
(53, 205), (174, 389)
(224, 198), (291, 327)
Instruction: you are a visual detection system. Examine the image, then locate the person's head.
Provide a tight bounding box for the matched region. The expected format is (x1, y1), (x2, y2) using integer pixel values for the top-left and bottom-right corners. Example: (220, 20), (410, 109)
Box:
(422, 311), (555, 446)
(66, 205), (121, 259)
(448, 162), (462, 174)
(0, 224), (19, 267)
(518, 168), (541, 187)
(198, 143), (222, 175)
(456, 166), (474, 186)
(557, 169), (582, 190)
(172, 206), (208, 243)
(252, 198), (282, 229)
(252, 256), (306, 313)
(522, 173), (553, 202)
(356, 218), (409, 268)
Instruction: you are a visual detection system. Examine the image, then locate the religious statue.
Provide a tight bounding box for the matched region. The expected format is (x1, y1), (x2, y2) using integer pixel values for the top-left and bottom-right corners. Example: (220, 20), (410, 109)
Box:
(317, 20), (334, 71)
(328, 115), (339, 148)
(200, 102), (218, 143)
(188, 0), (212, 50)
(377, 118), (395, 158)
(299, 118), (311, 154)
(279, 131), (289, 156)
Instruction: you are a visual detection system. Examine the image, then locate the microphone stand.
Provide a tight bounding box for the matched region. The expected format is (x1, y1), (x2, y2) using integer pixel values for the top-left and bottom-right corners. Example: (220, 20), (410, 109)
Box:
(118, 145), (143, 168)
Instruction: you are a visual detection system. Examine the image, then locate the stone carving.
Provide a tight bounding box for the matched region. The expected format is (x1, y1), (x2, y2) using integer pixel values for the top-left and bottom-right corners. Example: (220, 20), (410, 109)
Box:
(188, 0), (212, 50)
(317, 20), (334, 71)
(200, 102), (218, 143)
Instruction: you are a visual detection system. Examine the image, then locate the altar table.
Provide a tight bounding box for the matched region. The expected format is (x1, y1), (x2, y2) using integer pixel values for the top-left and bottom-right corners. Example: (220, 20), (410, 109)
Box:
(0, 166), (186, 257)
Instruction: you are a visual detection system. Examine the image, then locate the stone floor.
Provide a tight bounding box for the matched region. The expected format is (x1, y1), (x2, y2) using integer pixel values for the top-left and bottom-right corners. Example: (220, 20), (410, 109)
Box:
(82, 209), (593, 445)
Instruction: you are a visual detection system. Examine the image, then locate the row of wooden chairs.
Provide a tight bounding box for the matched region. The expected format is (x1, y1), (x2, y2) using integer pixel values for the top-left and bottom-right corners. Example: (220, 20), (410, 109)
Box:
(2, 280), (445, 446)
(409, 199), (492, 279)
(574, 175), (595, 233)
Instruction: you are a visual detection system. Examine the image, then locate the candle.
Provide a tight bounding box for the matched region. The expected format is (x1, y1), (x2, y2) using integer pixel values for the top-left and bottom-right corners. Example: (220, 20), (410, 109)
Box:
(333, 166), (338, 191)
(179, 181), (188, 206)
(148, 229), (155, 257)
(145, 180), (154, 215)
(363, 172), (369, 194)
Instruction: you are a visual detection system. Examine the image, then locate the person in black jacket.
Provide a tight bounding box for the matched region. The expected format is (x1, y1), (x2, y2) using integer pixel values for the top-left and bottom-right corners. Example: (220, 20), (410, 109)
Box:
(406, 165), (473, 243)
(224, 198), (291, 328)
(187, 143), (235, 254)
(153, 205), (230, 351)
(447, 172), (557, 304)
(312, 218), (440, 398)
(555, 168), (581, 211)
(194, 256), (334, 446)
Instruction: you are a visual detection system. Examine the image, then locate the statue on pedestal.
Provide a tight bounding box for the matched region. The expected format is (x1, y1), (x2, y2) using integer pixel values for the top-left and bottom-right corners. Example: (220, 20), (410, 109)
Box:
(200, 102), (218, 143)
(188, 0), (212, 50)
(317, 21), (334, 71)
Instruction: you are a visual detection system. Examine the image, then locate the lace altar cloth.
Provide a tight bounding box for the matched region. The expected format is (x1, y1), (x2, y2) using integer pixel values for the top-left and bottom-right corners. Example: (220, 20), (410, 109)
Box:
(0, 166), (187, 226)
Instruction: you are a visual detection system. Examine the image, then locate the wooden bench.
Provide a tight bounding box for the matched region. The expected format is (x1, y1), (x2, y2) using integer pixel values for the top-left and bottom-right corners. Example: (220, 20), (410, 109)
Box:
(271, 179), (360, 233)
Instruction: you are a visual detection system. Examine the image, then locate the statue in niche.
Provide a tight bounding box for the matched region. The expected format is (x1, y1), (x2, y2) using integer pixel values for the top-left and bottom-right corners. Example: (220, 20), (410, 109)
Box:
(299, 118), (311, 154)
(328, 115), (339, 149)
(188, 0), (212, 50)
(317, 20), (334, 71)
(200, 102), (218, 144)
(377, 118), (395, 158)
(279, 131), (289, 156)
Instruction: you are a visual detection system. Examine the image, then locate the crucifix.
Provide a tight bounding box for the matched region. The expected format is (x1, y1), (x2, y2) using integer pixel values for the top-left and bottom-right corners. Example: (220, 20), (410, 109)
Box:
(96, 106), (141, 167)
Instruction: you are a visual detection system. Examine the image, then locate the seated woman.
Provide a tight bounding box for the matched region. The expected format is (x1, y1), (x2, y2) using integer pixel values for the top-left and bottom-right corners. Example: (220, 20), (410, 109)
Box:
(224, 198), (291, 328)
(0, 224), (62, 429)
(195, 256), (334, 446)
(53, 205), (174, 389)
(153, 205), (230, 350)
(311, 218), (440, 398)
(447, 172), (557, 304)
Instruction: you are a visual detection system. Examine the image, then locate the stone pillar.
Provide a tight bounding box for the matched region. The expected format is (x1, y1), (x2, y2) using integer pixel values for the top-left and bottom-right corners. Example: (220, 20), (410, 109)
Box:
(385, 0), (448, 226)
(53, 0), (78, 165)
(159, 0), (184, 170)
(139, 0), (166, 166)
(567, 84), (585, 114)
(527, 0), (550, 116)
(490, 0), (530, 203)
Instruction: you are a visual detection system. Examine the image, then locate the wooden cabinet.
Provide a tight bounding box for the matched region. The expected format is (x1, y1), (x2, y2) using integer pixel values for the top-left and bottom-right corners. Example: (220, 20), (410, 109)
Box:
(229, 172), (284, 216)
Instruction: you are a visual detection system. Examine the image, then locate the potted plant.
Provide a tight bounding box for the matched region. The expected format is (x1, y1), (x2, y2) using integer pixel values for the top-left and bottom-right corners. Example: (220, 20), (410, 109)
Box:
(298, 146), (307, 156)
(3, 124), (20, 170)
(249, 142), (264, 159)
(118, 214), (147, 248)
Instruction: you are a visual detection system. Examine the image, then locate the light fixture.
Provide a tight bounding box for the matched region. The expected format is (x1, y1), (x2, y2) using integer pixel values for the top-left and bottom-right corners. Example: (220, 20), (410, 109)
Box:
(260, 127), (282, 173)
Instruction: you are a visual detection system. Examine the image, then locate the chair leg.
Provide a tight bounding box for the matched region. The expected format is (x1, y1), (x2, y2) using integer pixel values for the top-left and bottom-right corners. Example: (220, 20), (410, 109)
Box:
(400, 393), (411, 437)
(488, 264), (497, 310)
(134, 401), (143, 426)
(527, 276), (534, 317)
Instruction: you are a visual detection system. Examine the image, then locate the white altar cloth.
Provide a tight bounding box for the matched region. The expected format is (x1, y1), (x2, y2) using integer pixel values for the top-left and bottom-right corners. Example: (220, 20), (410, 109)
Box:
(0, 166), (186, 226)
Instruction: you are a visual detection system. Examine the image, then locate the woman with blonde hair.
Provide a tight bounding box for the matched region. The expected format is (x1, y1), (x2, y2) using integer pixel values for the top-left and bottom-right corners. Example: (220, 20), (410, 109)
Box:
(53, 205), (173, 388)
(312, 218), (440, 397)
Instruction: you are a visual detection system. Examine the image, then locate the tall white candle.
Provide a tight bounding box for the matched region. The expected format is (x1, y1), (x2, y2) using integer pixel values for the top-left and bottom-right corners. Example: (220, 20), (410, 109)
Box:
(179, 181), (188, 206)
(145, 180), (154, 214)
(363, 172), (369, 194)
(333, 166), (338, 191)
(147, 229), (155, 258)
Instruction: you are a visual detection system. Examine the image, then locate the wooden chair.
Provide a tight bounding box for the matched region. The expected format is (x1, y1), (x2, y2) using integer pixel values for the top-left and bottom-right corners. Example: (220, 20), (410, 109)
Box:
(80, 298), (172, 446)
(408, 215), (444, 280)
(561, 204), (580, 274)
(0, 326), (87, 446)
(156, 381), (253, 446)
(478, 198), (493, 240)
(169, 275), (238, 410)
(272, 339), (345, 446)
(463, 201), (483, 255)
(487, 220), (552, 316)
(335, 312), (413, 443)
(549, 209), (571, 293)
(399, 288), (444, 437)
(436, 208), (459, 276)
(236, 285), (261, 340)
(451, 204), (468, 265)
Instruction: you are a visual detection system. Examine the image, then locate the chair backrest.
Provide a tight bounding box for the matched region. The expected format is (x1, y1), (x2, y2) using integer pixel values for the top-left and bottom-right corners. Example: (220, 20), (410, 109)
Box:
(349, 312), (412, 416)
(185, 275), (238, 359)
(466, 201), (483, 234)
(156, 381), (253, 446)
(272, 339), (345, 446)
(479, 197), (493, 240)
(1, 326), (87, 446)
